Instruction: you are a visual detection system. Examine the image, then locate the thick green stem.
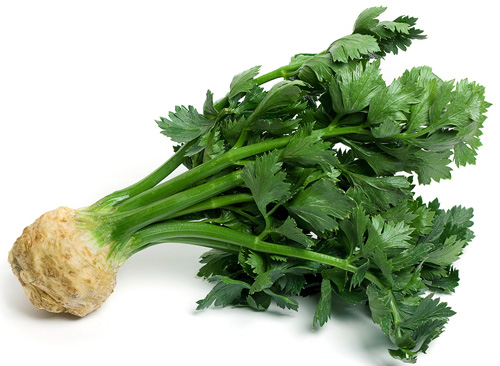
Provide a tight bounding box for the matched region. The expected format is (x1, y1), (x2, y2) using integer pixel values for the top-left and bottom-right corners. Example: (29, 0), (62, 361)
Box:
(91, 141), (193, 211)
(102, 171), (243, 251)
(115, 124), (367, 212)
(254, 62), (303, 85)
(114, 136), (288, 211)
(109, 57), (321, 212)
(125, 221), (385, 289)
(168, 193), (253, 219)
(125, 237), (241, 258)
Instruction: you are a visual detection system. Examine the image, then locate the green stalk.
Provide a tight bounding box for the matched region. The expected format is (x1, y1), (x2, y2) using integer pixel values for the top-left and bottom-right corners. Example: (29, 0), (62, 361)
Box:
(254, 62), (303, 85)
(125, 237), (242, 258)
(91, 141), (194, 211)
(114, 124), (367, 212)
(124, 221), (385, 289)
(102, 170), (245, 246)
(114, 136), (289, 211)
(94, 54), (329, 213)
(91, 57), (302, 212)
(168, 193), (253, 219)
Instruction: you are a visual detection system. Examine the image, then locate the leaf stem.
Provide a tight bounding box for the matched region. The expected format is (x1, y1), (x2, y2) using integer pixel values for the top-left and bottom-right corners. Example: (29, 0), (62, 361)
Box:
(114, 124), (367, 212)
(168, 193), (254, 219)
(90, 141), (194, 211)
(99, 171), (245, 251)
(254, 62), (303, 85)
(125, 221), (385, 289)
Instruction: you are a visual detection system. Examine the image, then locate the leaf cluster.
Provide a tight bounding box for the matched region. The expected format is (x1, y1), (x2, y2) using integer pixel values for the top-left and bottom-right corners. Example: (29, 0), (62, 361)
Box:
(155, 7), (488, 363)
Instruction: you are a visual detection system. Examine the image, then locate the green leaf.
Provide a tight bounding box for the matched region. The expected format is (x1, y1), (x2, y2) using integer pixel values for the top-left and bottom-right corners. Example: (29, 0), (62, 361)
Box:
(368, 79), (419, 126)
(352, 6), (425, 58)
(302, 167), (341, 188)
(250, 268), (286, 294)
(322, 268), (348, 292)
(432, 79), (487, 130)
(245, 250), (266, 275)
(252, 80), (306, 117)
(372, 248), (394, 286)
(203, 90), (218, 117)
(288, 179), (355, 234)
(351, 259), (370, 287)
(342, 139), (405, 176)
(362, 216), (414, 257)
(199, 128), (226, 162)
(197, 250), (238, 278)
(353, 6), (387, 34)
(396, 295), (455, 354)
(374, 143), (453, 185)
(283, 127), (339, 170)
(313, 278), (333, 328)
(276, 267), (309, 295)
(406, 77), (490, 169)
(371, 120), (402, 138)
(372, 15), (426, 57)
(157, 105), (214, 143)
(297, 53), (335, 86)
(453, 137), (478, 167)
(251, 117), (299, 135)
(232, 86), (267, 115)
(196, 276), (251, 310)
(388, 349), (417, 364)
(215, 210), (254, 235)
(346, 172), (412, 213)
(392, 268), (426, 294)
(263, 288), (299, 311)
(377, 21), (410, 34)
(329, 60), (384, 115)
(398, 66), (441, 133)
(428, 80), (455, 127)
(339, 206), (369, 256)
(366, 285), (393, 334)
(228, 65), (261, 99)
(421, 205), (474, 266)
(241, 151), (291, 216)
(328, 34), (381, 63)
(426, 235), (468, 266)
(221, 116), (247, 146)
(246, 292), (272, 311)
(422, 267), (460, 293)
(411, 149), (453, 184)
(391, 243), (433, 271)
(275, 217), (315, 248)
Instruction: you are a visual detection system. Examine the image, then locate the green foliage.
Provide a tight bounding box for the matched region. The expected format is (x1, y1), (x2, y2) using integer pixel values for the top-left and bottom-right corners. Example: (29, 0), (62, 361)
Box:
(228, 66), (261, 100)
(329, 60), (384, 115)
(241, 150), (290, 216)
(156, 105), (213, 143)
(288, 179), (355, 234)
(274, 217), (314, 248)
(147, 6), (489, 363)
(328, 34), (380, 63)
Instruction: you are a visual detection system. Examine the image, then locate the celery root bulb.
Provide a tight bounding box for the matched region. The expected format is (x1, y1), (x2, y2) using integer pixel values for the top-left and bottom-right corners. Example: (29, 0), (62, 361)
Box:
(8, 207), (118, 317)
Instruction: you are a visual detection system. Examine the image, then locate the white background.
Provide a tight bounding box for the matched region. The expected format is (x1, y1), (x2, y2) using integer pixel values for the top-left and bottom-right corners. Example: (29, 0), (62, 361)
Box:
(1, 1), (498, 365)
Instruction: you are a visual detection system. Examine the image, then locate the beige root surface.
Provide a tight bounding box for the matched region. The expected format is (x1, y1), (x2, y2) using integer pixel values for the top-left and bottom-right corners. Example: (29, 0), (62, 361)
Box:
(8, 206), (118, 317)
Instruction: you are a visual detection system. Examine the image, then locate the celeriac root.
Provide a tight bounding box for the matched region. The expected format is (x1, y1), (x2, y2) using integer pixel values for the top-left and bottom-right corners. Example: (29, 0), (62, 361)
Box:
(8, 207), (118, 317)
